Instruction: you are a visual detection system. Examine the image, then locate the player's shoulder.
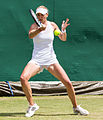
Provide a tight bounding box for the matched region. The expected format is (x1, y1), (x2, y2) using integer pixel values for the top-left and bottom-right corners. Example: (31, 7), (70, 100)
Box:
(49, 21), (58, 30)
(31, 23), (38, 26)
(49, 21), (57, 26)
(30, 23), (38, 28)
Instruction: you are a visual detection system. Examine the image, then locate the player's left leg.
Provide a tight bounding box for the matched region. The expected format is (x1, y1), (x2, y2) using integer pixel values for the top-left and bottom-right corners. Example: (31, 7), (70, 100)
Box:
(47, 62), (77, 108)
(47, 62), (89, 115)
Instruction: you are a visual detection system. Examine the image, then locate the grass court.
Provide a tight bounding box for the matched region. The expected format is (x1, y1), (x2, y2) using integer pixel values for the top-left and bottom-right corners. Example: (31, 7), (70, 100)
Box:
(0, 95), (103, 120)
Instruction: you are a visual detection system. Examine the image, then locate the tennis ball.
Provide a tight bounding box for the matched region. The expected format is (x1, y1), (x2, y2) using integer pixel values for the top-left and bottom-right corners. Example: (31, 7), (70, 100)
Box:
(54, 30), (61, 36)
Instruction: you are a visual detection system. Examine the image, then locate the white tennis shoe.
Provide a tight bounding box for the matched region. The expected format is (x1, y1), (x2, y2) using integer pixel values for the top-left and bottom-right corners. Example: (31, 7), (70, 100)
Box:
(73, 105), (89, 115)
(25, 103), (39, 117)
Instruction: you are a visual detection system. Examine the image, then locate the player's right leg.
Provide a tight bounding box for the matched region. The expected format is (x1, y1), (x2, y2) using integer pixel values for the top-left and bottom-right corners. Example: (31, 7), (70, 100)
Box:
(20, 62), (40, 117)
(20, 61), (40, 105)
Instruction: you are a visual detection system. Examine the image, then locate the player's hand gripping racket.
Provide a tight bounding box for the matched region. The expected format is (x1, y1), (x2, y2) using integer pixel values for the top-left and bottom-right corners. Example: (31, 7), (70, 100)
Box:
(29, 9), (42, 27)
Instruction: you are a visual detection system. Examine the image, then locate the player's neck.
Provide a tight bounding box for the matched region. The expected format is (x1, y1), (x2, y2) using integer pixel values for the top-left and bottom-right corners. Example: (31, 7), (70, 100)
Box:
(42, 20), (47, 25)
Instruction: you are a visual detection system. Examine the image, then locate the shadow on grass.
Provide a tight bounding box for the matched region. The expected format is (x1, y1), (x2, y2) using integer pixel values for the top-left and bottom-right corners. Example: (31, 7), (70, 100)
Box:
(0, 113), (76, 117)
(0, 112), (25, 117)
(35, 113), (76, 116)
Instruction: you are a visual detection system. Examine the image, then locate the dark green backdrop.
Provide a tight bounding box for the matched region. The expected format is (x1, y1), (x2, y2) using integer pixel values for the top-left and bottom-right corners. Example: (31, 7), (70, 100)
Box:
(0, 0), (103, 81)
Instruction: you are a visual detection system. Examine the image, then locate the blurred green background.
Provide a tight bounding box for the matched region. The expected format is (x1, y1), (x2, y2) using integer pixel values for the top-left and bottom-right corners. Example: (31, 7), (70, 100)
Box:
(0, 0), (103, 81)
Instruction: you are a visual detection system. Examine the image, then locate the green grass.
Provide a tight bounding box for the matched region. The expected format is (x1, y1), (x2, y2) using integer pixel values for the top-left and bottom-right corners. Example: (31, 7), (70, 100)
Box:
(0, 95), (103, 120)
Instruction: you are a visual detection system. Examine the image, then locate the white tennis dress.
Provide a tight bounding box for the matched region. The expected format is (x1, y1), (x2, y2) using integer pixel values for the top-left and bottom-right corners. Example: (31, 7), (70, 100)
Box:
(29, 21), (58, 70)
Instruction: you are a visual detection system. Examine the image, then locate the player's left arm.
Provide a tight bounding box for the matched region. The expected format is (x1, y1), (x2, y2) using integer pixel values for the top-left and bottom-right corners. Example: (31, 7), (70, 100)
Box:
(59, 18), (70, 41)
(51, 18), (70, 41)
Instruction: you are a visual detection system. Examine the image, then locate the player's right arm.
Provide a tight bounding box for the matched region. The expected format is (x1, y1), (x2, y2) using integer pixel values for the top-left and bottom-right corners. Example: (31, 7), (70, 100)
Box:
(29, 23), (46, 39)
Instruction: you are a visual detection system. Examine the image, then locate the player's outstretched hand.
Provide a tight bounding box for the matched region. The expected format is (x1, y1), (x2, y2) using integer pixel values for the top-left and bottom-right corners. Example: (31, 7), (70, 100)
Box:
(61, 18), (70, 31)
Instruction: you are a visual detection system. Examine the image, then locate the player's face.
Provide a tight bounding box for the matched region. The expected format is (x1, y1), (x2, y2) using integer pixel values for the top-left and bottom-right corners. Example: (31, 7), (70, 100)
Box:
(36, 13), (48, 23)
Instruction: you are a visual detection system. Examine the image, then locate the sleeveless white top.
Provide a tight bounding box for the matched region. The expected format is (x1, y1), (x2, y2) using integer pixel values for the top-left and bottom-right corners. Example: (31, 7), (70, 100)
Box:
(31, 21), (58, 65)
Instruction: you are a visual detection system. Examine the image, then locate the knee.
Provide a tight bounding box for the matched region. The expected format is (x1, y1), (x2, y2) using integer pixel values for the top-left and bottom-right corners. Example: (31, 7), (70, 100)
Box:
(64, 80), (73, 89)
(20, 75), (28, 85)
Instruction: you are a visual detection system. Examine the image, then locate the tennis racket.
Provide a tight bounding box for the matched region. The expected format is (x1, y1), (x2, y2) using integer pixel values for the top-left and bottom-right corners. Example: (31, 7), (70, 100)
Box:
(29, 9), (42, 27)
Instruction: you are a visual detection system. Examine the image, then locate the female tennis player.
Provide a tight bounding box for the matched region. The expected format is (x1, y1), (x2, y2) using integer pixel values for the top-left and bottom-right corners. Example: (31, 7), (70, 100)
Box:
(20, 5), (89, 117)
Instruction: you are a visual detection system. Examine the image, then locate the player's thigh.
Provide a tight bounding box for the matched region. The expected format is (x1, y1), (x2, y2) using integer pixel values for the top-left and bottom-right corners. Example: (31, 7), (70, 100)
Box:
(48, 63), (71, 84)
(21, 62), (40, 80)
